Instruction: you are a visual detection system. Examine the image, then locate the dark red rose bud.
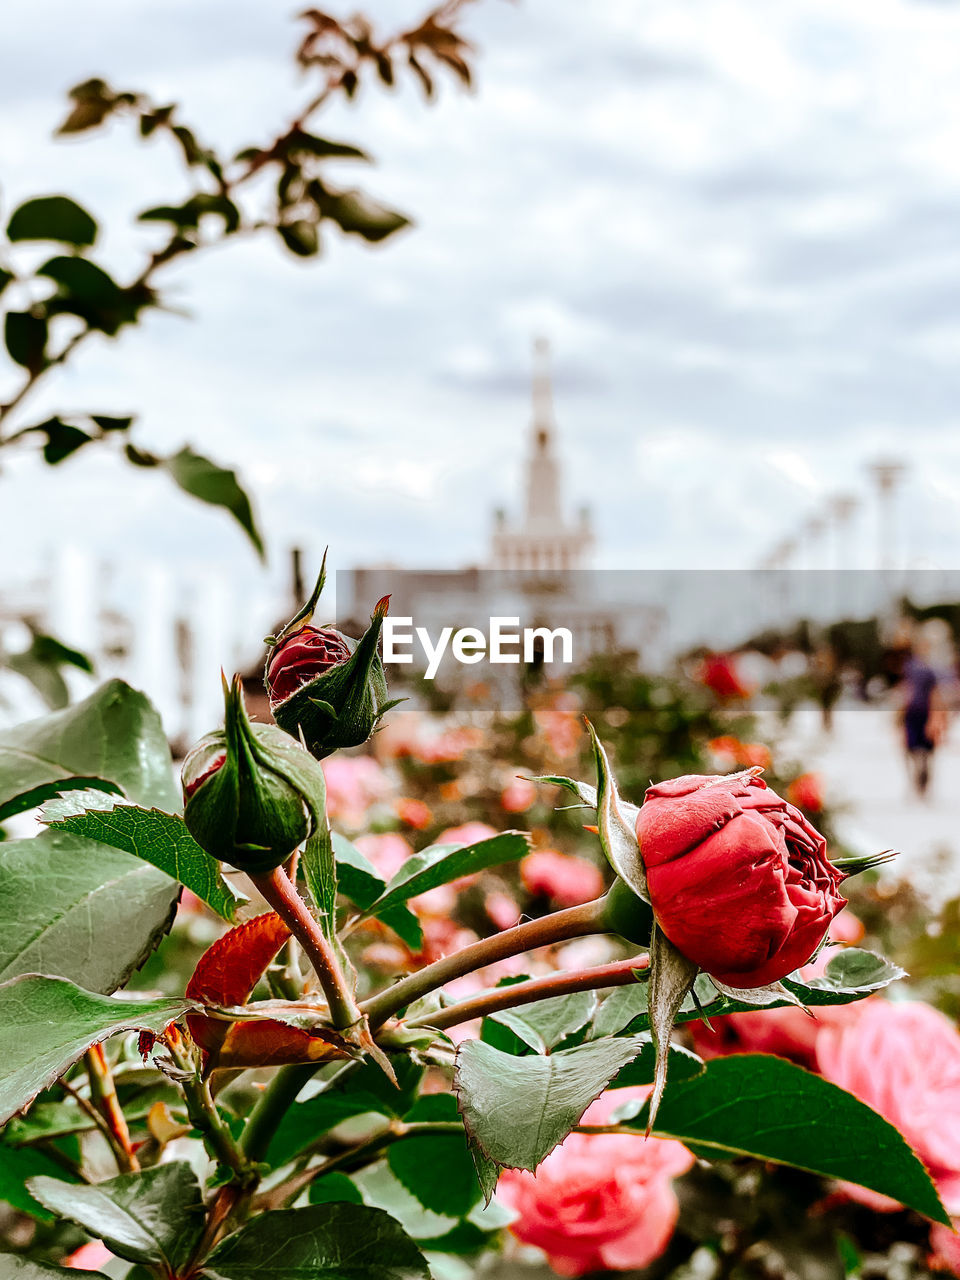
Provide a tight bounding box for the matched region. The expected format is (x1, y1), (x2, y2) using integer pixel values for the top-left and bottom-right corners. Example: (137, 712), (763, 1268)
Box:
(637, 771), (847, 989)
(264, 552), (401, 759)
(266, 628), (352, 706)
(182, 750), (226, 799)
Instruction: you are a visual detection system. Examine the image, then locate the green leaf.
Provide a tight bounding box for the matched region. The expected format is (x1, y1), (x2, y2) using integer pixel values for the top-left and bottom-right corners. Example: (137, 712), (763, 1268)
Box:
(0, 974), (191, 1124)
(265, 1056), (423, 1168)
(454, 1033), (653, 1173)
(0, 678), (178, 821)
(606, 1034), (705, 1089)
(278, 220), (320, 257)
(7, 195), (98, 246)
(387, 1094), (480, 1218)
(38, 256), (148, 335)
(490, 990), (597, 1053)
(0, 827), (178, 992)
(5, 310), (48, 374)
(285, 130), (369, 161)
(333, 834), (420, 948)
(43, 793), (246, 921)
(3, 1259), (109, 1279)
(623, 1055), (950, 1226)
(202, 1202), (430, 1280)
(0, 1139), (80, 1219)
(0, 266), (14, 296)
(366, 833), (530, 918)
(162, 446), (264, 560)
(308, 1172), (363, 1206)
(316, 188), (410, 243)
(28, 1163), (204, 1269)
(15, 419), (95, 467)
(6, 629), (94, 709)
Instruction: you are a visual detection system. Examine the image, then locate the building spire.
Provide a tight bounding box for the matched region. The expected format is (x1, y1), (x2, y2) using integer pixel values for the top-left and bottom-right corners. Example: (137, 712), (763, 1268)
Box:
(525, 336), (562, 525)
(532, 335), (555, 438)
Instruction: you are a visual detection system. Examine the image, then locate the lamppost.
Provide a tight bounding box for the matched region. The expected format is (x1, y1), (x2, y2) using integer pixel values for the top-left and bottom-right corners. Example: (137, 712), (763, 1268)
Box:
(867, 458), (908, 615)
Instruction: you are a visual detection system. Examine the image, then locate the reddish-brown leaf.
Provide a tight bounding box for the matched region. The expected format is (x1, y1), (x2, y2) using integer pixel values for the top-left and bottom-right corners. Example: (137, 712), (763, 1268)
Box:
(187, 913), (291, 1006)
(214, 1019), (353, 1070)
(186, 913), (291, 1059)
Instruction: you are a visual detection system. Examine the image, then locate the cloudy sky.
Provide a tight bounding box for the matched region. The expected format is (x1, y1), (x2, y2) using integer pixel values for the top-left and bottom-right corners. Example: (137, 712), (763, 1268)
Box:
(4, 0), (960, 601)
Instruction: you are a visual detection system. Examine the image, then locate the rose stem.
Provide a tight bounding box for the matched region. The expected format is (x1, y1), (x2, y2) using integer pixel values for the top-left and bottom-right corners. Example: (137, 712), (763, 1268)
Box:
(404, 954), (650, 1033)
(249, 865), (362, 1031)
(360, 894), (612, 1029)
(84, 1044), (139, 1173)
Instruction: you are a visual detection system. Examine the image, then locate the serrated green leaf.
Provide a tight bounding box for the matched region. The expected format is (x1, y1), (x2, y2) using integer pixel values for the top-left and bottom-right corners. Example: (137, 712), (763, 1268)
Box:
(621, 1054), (949, 1226)
(201, 1202), (430, 1280)
(0, 678), (178, 820)
(0, 974), (192, 1124)
(454, 1034), (653, 1173)
(42, 793), (245, 921)
(28, 1163), (204, 1269)
(7, 195), (97, 246)
(490, 990), (597, 1053)
(0, 827), (178, 992)
(387, 1095), (479, 1219)
(366, 833), (530, 918)
(162, 446), (264, 559)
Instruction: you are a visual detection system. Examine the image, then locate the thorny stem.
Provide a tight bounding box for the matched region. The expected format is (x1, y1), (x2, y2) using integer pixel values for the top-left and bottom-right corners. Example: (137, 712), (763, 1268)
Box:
(84, 1044), (139, 1173)
(361, 894), (612, 1029)
(249, 866), (362, 1031)
(405, 954), (650, 1032)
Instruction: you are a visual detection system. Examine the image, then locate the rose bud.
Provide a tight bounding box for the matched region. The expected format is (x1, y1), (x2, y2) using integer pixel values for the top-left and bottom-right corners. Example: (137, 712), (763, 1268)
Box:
(636, 771), (846, 989)
(264, 554), (399, 759)
(182, 674), (328, 874)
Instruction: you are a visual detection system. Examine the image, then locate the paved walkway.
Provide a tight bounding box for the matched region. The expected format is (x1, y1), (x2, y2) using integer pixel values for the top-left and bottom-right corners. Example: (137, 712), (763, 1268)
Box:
(777, 700), (960, 906)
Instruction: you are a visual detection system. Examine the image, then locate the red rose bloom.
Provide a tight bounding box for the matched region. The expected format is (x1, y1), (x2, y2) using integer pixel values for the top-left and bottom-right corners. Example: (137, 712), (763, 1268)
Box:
(636, 772), (846, 989)
(266, 626), (352, 706)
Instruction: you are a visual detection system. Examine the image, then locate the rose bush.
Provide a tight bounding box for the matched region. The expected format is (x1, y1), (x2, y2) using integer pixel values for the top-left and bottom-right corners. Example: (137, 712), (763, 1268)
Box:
(0, 566), (949, 1280)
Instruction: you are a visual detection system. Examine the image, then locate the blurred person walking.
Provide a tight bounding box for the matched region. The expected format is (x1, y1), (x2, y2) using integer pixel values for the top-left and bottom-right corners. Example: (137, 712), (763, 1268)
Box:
(896, 620), (952, 798)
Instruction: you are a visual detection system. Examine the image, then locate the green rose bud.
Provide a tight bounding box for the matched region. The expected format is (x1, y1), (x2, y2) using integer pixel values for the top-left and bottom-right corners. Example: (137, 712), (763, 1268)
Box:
(264, 552), (401, 759)
(182, 674), (328, 874)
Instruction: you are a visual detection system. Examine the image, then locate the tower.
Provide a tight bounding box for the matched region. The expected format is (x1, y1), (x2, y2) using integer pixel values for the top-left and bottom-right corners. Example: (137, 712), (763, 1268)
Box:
(489, 338), (594, 573)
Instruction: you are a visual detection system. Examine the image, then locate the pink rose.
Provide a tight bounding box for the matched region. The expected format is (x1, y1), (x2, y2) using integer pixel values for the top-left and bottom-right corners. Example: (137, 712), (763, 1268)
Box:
(322, 755), (389, 826)
(438, 821), (499, 846)
(816, 1001), (960, 1213)
(930, 1221), (960, 1274)
(65, 1241), (114, 1270)
(521, 849), (605, 908)
(498, 1088), (693, 1276)
(354, 832), (414, 881)
(501, 776), (537, 813)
